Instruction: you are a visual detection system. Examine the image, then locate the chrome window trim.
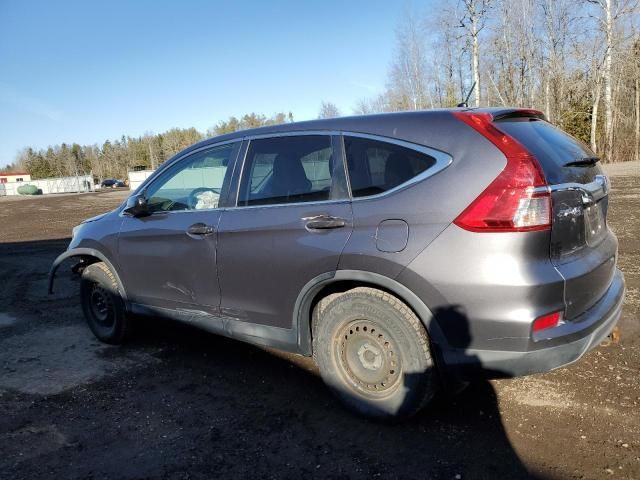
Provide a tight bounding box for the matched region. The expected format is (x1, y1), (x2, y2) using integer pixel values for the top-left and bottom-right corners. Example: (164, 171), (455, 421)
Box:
(229, 130), (453, 209)
(342, 132), (453, 202)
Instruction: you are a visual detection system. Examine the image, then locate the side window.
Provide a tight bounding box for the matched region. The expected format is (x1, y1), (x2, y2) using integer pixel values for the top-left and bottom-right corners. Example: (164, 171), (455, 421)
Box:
(239, 135), (337, 206)
(344, 136), (436, 197)
(145, 143), (236, 213)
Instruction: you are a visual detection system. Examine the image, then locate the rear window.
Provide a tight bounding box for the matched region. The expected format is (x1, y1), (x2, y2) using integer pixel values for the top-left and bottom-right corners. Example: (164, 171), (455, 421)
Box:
(344, 136), (436, 197)
(496, 119), (602, 184)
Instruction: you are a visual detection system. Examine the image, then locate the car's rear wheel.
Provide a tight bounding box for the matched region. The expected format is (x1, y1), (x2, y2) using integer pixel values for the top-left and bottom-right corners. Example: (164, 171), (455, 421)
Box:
(80, 262), (130, 344)
(313, 287), (437, 418)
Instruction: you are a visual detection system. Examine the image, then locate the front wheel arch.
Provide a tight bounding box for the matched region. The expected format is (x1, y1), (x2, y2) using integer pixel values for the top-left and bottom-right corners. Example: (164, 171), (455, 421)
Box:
(48, 248), (127, 302)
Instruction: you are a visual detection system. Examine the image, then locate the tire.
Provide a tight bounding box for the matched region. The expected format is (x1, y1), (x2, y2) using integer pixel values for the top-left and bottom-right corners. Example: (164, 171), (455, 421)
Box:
(313, 287), (437, 419)
(80, 262), (130, 344)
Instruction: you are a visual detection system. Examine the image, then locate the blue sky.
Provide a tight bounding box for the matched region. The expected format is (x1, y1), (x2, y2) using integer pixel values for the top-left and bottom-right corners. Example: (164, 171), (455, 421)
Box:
(0, 0), (407, 167)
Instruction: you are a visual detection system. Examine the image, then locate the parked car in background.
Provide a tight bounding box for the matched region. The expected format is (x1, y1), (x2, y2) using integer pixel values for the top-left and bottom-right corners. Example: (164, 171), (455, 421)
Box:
(50, 109), (624, 418)
(100, 179), (126, 188)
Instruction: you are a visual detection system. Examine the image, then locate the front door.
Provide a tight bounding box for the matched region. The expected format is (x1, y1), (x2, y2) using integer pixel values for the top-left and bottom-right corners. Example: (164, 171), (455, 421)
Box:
(217, 134), (352, 329)
(117, 142), (239, 311)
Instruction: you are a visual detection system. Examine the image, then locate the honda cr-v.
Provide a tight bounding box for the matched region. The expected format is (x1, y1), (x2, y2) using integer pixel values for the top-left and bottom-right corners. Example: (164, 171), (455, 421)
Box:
(50, 109), (625, 417)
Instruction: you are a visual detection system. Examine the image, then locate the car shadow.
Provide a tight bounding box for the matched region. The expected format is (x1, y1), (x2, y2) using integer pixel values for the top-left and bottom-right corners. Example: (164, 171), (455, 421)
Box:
(0, 237), (544, 478)
(125, 308), (544, 479)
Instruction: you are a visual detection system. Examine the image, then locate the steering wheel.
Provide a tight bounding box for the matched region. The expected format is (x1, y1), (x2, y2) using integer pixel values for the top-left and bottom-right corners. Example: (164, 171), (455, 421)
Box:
(188, 187), (220, 210)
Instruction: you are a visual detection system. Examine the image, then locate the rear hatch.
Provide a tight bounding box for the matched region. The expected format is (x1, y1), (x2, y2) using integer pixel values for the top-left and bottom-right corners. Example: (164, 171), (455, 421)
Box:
(495, 113), (617, 319)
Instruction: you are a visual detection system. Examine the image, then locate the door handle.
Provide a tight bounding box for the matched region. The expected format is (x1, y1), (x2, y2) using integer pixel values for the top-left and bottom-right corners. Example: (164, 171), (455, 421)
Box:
(187, 223), (215, 236)
(302, 215), (346, 231)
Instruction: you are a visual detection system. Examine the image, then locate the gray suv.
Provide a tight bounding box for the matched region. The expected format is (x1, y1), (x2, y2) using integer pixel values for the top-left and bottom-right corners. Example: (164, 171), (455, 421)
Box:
(49, 109), (625, 418)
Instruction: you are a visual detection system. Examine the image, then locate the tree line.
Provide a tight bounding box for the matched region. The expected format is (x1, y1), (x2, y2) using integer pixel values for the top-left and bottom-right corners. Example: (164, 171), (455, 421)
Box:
(354, 0), (639, 163)
(3, 0), (638, 180)
(7, 113), (294, 181)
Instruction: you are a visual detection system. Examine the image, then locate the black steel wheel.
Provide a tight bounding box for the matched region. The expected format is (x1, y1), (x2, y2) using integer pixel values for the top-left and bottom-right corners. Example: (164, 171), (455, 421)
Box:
(80, 262), (130, 344)
(88, 283), (115, 327)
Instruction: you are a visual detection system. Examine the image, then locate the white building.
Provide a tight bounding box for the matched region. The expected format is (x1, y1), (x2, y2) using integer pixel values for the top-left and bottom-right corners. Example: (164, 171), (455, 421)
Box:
(128, 169), (155, 191)
(0, 173), (94, 196)
(0, 172), (31, 184)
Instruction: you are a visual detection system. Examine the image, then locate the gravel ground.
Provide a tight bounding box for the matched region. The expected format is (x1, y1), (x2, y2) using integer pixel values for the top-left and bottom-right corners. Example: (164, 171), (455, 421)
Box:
(603, 161), (640, 178)
(0, 179), (638, 480)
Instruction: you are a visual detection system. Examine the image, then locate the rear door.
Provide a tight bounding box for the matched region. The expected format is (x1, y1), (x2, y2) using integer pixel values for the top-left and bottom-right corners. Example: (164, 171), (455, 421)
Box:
(216, 134), (352, 329)
(496, 117), (616, 319)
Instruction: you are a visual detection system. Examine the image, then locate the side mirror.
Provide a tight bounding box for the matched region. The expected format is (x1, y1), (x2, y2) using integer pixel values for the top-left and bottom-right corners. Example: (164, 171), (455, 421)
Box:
(123, 194), (150, 217)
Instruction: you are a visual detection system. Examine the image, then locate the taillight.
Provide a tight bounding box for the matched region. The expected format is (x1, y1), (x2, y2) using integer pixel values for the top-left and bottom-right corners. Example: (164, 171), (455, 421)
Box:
(452, 111), (551, 232)
(532, 311), (562, 333)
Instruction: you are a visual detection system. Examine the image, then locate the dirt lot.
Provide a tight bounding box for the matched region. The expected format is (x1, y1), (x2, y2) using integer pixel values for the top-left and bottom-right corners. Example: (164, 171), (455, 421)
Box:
(0, 176), (638, 480)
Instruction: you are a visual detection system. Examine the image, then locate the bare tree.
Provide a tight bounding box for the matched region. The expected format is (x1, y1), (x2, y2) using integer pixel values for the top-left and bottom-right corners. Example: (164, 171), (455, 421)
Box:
(635, 38), (640, 161)
(352, 94), (391, 114)
(540, 0), (576, 122)
(428, 4), (472, 106)
(587, 0), (639, 160)
(142, 133), (160, 170)
(458, 0), (493, 106)
(389, 7), (431, 110)
(488, 0), (539, 106)
(318, 101), (341, 119)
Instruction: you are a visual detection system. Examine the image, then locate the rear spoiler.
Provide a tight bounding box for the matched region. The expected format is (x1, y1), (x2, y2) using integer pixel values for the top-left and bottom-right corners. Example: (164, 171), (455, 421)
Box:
(490, 109), (547, 122)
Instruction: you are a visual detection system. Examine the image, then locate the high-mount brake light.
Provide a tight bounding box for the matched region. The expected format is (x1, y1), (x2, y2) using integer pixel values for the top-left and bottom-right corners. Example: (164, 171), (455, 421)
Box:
(452, 111), (551, 232)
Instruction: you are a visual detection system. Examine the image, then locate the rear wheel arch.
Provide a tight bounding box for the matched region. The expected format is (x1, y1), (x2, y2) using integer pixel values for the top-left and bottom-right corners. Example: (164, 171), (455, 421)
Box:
(49, 248), (127, 302)
(295, 270), (445, 356)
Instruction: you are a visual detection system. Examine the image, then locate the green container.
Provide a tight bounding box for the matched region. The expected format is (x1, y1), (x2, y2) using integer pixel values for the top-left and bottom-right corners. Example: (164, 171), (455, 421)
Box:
(17, 184), (40, 195)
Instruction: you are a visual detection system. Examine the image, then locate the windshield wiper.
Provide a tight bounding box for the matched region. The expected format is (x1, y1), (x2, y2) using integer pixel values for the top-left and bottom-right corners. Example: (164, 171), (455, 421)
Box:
(564, 156), (600, 167)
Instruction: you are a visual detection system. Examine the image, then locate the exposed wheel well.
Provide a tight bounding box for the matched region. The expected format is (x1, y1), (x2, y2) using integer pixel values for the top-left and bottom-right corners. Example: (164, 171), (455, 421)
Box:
(73, 254), (102, 271)
(52, 253), (103, 278)
(49, 248), (127, 302)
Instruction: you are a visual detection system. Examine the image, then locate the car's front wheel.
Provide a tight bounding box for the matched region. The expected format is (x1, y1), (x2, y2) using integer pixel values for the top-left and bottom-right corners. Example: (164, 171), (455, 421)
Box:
(80, 262), (130, 344)
(313, 287), (437, 419)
